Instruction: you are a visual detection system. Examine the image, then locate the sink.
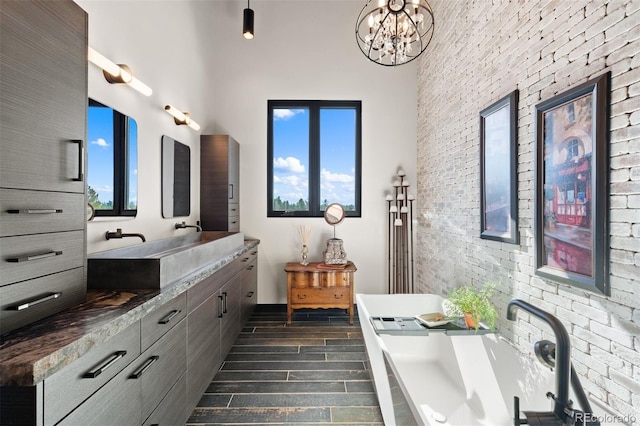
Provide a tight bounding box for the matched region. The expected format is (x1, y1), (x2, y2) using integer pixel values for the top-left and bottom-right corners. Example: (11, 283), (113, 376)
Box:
(88, 231), (245, 289)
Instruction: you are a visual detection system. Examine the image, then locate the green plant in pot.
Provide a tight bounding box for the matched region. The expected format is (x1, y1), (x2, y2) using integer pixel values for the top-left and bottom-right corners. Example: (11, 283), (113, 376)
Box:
(447, 282), (498, 331)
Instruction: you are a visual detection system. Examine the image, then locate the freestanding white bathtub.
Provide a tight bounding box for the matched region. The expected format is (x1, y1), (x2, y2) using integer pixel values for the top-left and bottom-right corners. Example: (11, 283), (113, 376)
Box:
(356, 294), (618, 426)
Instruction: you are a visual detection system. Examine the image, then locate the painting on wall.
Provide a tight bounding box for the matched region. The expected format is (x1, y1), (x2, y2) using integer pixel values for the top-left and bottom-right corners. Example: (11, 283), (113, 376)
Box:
(534, 72), (610, 296)
(480, 90), (519, 244)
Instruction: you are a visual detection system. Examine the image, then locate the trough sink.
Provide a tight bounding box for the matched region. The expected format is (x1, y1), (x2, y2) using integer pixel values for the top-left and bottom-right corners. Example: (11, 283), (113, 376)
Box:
(88, 231), (245, 289)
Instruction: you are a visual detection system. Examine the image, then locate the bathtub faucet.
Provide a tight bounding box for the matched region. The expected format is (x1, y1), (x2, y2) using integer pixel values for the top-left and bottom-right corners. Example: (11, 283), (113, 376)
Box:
(507, 299), (574, 425)
(105, 228), (146, 242)
(175, 221), (202, 232)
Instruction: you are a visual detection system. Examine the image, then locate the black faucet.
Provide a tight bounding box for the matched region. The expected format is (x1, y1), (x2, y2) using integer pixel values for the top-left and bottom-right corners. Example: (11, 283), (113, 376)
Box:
(105, 228), (146, 242)
(175, 221), (202, 232)
(507, 299), (572, 425)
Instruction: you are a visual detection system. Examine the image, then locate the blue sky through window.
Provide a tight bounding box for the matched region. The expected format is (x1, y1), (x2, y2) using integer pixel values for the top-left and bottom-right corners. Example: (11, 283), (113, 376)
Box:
(273, 107), (356, 209)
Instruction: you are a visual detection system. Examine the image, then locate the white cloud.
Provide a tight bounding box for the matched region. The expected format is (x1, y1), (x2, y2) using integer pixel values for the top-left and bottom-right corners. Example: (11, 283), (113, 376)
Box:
(321, 168), (354, 183)
(273, 109), (305, 120)
(91, 138), (109, 148)
(274, 156), (305, 173)
(92, 184), (113, 194)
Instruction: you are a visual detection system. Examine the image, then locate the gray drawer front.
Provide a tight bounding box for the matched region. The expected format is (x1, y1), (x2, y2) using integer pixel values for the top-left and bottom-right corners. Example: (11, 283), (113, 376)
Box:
(44, 321), (141, 425)
(138, 318), (186, 419)
(228, 203), (239, 217)
(143, 372), (187, 426)
(141, 292), (186, 352)
(228, 214), (240, 232)
(0, 189), (85, 237)
(0, 268), (85, 335)
(57, 349), (143, 426)
(0, 230), (84, 286)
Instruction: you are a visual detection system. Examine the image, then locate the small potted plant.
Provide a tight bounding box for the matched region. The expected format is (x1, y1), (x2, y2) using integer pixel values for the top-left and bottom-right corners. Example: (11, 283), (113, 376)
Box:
(446, 282), (498, 331)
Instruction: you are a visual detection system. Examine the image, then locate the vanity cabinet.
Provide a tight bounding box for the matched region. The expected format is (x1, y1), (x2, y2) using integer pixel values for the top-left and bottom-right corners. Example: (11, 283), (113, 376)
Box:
(186, 248), (257, 411)
(0, 0), (88, 334)
(200, 135), (240, 231)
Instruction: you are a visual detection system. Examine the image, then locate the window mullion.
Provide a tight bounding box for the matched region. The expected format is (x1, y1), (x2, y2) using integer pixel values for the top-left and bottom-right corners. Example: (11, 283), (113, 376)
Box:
(113, 111), (124, 214)
(308, 103), (320, 215)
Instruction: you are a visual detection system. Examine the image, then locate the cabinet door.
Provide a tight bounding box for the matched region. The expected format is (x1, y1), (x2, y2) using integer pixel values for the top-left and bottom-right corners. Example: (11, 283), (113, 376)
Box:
(0, 0), (87, 193)
(228, 137), (239, 203)
(186, 293), (221, 410)
(219, 273), (242, 359)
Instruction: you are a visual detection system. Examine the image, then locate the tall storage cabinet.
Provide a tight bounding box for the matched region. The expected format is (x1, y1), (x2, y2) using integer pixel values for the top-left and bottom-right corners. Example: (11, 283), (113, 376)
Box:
(0, 0), (88, 334)
(200, 135), (240, 231)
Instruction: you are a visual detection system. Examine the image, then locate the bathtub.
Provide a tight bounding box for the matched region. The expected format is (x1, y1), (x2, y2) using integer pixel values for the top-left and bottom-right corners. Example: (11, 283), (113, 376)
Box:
(356, 294), (619, 426)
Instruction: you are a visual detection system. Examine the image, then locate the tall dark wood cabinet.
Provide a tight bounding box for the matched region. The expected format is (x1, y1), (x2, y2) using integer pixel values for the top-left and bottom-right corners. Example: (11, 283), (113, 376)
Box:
(200, 135), (240, 231)
(0, 0), (88, 334)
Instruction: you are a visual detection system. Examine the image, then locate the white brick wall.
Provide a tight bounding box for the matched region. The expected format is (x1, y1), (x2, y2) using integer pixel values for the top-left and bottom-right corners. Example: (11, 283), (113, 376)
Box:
(416, 0), (639, 420)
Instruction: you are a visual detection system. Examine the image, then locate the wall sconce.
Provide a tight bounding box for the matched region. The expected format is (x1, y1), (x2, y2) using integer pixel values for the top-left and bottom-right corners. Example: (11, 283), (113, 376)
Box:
(164, 105), (200, 131)
(88, 47), (152, 96)
(243, 0), (254, 39)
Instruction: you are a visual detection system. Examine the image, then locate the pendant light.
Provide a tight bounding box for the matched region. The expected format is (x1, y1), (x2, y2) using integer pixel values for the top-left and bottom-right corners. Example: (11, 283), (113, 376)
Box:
(243, 0), (254, 39)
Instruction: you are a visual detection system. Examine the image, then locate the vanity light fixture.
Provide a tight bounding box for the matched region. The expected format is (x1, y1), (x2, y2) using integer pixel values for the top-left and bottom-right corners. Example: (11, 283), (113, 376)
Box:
(164, 105), (201, 131)
(87, 47), (152, 96)
(243, 0), (254, 39)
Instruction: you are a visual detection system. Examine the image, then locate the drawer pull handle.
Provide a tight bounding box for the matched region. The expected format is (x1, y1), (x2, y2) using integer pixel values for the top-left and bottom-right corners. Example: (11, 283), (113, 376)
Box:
(218, 295), (224, 318)
(158, 309), (181, 325)
(11, 292), (62, 311)
(246, 265), (254, 270)
(251, 251), (258, 255)
(334, 294), (344, 300)
(83, 351), (127, 378)
(246, 291), (254, 298)
(241, 257), (249, 262)
(7, 209), (63, 214)
(130, 356), (160, 379)
(222, 291), (228, 313)
(229, 183), (234, 200)
(71, 139), (84, 182)
(297, 294), (307, 300)
(7, 251), (63, 263)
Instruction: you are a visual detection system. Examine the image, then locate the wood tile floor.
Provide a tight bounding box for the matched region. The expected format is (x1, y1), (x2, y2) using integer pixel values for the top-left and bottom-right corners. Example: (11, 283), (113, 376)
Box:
(186, 306), (383, 425)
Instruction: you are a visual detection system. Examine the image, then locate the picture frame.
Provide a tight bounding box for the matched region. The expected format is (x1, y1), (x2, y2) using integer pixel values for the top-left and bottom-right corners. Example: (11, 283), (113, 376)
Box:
(480, 90), (519, 244)
(534, 72), (610, 296)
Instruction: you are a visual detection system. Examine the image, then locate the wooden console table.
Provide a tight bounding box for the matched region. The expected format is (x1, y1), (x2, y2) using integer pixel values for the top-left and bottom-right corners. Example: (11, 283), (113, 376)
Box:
(284, 261), (356, 324)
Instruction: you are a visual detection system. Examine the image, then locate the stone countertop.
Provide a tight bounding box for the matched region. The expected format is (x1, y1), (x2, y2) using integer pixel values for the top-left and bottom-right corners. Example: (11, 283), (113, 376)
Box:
(0, 239), (259, 387)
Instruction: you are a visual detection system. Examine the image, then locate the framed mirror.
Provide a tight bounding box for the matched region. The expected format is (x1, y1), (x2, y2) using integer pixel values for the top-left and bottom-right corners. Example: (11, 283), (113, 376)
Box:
(324, 203), (345, 226)
(162, 135), (191, 218)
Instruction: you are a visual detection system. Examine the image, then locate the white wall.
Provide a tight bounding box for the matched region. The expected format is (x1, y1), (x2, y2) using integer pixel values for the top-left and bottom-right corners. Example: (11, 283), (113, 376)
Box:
(78, 0), (418, 303)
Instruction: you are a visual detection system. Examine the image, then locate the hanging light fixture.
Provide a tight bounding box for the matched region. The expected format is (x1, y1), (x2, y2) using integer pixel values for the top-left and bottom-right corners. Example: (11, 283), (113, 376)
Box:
(355, 0), (434, 66)
(243, 0), (254, 39)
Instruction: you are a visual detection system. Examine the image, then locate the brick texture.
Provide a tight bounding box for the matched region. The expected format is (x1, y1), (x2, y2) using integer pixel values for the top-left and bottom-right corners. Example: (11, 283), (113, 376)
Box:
(416, 0), (639, 420)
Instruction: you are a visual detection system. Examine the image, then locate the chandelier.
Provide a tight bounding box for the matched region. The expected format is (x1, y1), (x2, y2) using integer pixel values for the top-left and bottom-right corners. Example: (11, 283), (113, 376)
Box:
(355, 0), (434, 66)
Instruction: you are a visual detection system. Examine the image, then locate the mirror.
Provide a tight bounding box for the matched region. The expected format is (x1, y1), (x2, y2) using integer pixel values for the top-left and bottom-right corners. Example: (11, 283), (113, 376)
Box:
(162, 135), (191, 218)
(324, 203), (345, 226)
(87, 99), (138, 216)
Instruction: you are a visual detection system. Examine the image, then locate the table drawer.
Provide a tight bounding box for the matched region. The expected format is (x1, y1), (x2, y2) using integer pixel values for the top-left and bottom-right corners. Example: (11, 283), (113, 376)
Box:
(0, 188), (85, 237)
(228, 214), (239, 232)
(0, 268), (86, 335)
(141, 292), (186, 352)
(290, 287), (350, 305)
(0, 230), (84, 286)
(45, 321), (141, 425)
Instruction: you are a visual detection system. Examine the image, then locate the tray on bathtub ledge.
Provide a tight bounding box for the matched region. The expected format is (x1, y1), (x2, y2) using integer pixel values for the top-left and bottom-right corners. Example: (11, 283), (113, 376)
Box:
(370, 316), (494, 336)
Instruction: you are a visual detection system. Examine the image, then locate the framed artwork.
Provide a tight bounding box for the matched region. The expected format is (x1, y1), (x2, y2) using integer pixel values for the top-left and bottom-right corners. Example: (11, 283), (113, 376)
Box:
(480, 90), (519, 244)
(534, 72), (610, 295)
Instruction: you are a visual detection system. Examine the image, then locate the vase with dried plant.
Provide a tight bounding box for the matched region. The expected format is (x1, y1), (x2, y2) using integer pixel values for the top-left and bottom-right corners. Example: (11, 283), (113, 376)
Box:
(297, 225), (312, 266)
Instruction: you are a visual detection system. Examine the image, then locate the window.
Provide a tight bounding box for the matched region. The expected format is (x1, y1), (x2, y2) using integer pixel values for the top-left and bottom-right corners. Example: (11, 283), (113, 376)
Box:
(267, 100), (361, 217)
(87, 99), (138, 216)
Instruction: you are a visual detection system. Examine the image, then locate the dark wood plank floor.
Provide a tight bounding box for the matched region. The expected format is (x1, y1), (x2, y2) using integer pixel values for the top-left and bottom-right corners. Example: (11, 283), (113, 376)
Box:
(186, 306), (383, 425)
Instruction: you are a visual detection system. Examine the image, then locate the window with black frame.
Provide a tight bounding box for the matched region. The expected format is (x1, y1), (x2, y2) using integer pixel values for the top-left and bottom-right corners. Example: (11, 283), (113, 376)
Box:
(87, 99), (138, 217)
(267, 100), (361, 217)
